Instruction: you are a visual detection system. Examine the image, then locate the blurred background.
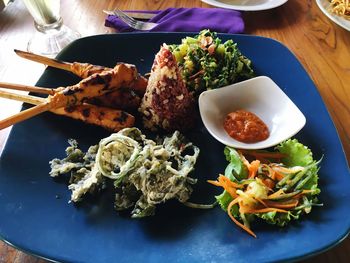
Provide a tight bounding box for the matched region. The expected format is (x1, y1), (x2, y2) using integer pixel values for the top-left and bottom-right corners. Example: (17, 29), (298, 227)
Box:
(0, 0), (13, 10)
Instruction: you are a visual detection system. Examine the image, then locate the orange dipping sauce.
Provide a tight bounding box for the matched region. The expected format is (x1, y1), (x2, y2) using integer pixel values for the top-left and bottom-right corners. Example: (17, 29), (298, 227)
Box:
(223, 110), (269, 143)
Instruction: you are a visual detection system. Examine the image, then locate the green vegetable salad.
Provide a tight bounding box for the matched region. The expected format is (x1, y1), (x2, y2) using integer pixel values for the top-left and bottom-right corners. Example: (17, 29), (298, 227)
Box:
(209, 139), (322, 237)
(169, 29), (255, 96)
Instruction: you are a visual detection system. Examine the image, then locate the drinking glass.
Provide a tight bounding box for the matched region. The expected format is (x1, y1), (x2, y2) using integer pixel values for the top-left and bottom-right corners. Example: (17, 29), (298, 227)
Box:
(22, 0), (80, 57)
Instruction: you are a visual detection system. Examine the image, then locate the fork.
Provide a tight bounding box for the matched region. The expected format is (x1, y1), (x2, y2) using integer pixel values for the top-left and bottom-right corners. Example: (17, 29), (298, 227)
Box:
(104, 9), (158, 31)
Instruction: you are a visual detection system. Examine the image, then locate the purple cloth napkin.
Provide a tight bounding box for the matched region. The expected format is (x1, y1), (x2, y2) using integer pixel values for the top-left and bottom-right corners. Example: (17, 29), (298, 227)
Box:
(105, 8), (244, 34)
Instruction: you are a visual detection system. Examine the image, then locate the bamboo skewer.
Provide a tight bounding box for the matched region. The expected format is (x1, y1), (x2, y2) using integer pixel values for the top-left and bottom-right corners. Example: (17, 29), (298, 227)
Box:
(0, 89), (45, 105)
(0, 82), (55, 95)
(0, 84), (56, 129)
(14, 49), (73, 72)
(0, 102), (52, 130)
(14, 49), (110, 79)
(0, 81), (141, 112)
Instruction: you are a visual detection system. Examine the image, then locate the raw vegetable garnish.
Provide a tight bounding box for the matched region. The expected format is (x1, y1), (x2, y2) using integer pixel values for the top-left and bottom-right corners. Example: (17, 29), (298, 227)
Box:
(49, 127), (201, 218)
(208, 139), (322, 238)
(169, 29), (255, 97)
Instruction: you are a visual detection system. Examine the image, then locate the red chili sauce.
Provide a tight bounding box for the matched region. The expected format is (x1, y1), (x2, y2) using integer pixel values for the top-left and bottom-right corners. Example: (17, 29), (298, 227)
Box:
(223, 110), (269, 143)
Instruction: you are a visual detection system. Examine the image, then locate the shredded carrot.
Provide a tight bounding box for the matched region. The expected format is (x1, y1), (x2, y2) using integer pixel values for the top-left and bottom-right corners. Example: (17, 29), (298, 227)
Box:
(267, 189), (285, 199)
(207, 178), (237, 198)
(261, 178), (275, 189)
(264, 199), (299, 209)
(238, 203), (252, 214)
(274, 171), (285, 181)
(218, 174), (244, 189)
(218, 176), (239, 198)
(248, 160), (260, 179)
(227, 199), (257, 238)
(239, 150), (287, 160)
(207, 175), (244, 189)
(239, 152), (251, 169)
(292, 190), (314, 200)
(254, 197), (268, 207)
(244, 207), (288, 214)
(226, 187), (238, 199)
(207, 180), (222, 187)
(271, 165), (304, 174)
(239, 152), (261, 179)
(270, 165), (305, 182)
(208, 175), (247, 199)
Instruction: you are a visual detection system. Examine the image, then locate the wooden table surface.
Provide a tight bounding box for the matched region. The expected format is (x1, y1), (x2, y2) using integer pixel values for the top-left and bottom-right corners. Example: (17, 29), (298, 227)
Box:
(0, 0), (349, 262)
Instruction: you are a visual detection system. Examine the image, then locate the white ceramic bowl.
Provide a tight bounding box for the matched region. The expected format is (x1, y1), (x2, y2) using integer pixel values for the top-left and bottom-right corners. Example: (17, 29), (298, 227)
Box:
(198, 76), (306, 149)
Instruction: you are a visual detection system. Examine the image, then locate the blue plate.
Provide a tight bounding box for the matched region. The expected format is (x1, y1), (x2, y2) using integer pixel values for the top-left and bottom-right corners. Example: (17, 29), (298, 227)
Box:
(0, 33), (349, 263)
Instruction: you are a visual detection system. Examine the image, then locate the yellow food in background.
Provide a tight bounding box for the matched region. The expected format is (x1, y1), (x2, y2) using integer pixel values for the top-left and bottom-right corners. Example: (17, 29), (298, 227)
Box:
(329, 0), (350, 19)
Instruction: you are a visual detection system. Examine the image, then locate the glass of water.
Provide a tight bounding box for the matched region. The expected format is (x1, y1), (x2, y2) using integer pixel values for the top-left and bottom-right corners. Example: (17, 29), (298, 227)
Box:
(22, 0), (80, 57)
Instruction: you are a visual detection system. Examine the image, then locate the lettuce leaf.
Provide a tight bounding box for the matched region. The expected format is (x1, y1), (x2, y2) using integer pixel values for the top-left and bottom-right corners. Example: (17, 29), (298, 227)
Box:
(276, 138), (314, 167)
(223, 147), (248, 181)
(216, 191), (233, 211)
(258, 210), (303, 227)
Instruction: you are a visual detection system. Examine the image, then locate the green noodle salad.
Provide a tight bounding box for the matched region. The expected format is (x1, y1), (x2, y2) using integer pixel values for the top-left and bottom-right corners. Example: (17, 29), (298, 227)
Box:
(49, 128), (200, 218)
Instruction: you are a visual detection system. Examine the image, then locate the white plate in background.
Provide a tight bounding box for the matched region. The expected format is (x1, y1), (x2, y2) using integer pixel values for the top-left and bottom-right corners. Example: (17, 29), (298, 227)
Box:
(316, 0), (350, 31)
(201, 0), (288, 11)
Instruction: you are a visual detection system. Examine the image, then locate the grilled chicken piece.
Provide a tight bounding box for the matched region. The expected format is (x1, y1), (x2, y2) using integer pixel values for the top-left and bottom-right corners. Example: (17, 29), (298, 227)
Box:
(48, 63), (139, 109)
(70, 62), (147, 110)
(87, 88), (141, 111)
(56, 104), (135, 131)
(71, 62), (147, 96)
(71, 62), (109, 78)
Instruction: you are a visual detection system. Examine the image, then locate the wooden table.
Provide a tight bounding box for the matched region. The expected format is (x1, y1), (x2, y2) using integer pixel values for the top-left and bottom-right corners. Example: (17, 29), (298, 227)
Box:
(0, 0), (349, 262)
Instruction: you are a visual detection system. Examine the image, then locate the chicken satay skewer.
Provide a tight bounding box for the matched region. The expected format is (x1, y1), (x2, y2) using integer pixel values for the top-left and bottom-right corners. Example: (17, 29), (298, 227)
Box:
(0, 63), (139, 130)
(0, 81), (141, 112)
(0, 89), (134, 131)
(14, 49), (147, 96)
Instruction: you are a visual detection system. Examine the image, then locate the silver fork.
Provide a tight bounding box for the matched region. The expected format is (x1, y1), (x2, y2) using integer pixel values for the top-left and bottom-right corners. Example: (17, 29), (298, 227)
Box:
(104, 9), (158, 31)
